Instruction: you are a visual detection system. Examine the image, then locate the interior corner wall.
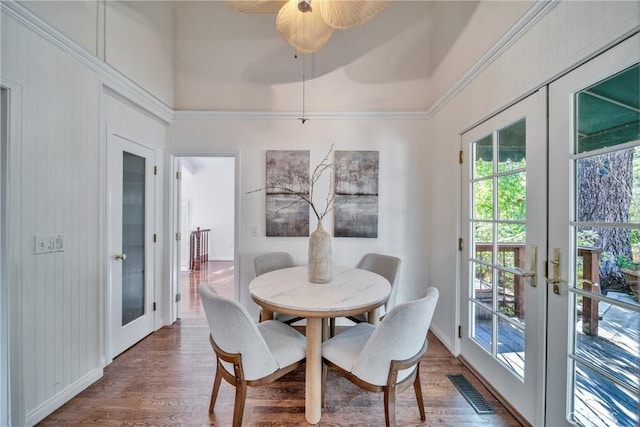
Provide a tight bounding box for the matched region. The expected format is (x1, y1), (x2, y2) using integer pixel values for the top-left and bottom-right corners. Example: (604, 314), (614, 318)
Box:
(425, 0), (640, 352)
(168, 117), (430, 318)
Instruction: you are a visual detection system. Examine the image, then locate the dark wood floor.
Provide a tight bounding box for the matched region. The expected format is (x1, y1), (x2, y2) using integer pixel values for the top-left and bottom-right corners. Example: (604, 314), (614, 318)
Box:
(39, 262), (522, 426)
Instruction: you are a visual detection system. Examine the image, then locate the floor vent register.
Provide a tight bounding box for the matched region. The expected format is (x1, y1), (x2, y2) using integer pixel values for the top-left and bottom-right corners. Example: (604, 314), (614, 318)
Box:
(447, 374), (495, 414)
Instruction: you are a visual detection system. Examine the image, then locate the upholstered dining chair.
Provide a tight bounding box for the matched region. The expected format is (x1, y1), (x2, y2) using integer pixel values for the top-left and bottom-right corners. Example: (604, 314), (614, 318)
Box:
(330, 253), (402, 336)
(198, 283), (306, 427)
(254, 252), (302, 324)
(322, 287), (439, 427)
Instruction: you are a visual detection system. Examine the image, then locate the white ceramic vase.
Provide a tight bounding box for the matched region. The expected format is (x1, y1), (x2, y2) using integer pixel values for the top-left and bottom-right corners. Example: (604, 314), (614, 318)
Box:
(308, 221), (332, 283)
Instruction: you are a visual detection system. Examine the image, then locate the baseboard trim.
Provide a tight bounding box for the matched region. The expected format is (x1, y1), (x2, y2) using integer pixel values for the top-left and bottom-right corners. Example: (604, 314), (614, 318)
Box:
(458, 355), (531, 427)
(429, 324), (454, 354)
(25, 367), (103, 426)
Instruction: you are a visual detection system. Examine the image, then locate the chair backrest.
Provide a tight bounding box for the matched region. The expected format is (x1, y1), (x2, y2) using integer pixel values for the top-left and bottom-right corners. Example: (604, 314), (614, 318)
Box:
(198, 283), (279, 380)
(356, 253), (402, 310)
(351, 287), (439, 386)
(254, 252), (295, 277)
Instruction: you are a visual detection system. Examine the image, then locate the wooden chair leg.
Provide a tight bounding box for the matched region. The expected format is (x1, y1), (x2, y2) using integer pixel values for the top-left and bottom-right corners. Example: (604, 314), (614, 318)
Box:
(383, 385), (397, 427)
(209, 366), (223, 413)
(232, 380), (248, 427)
(413, 368), (426, 421)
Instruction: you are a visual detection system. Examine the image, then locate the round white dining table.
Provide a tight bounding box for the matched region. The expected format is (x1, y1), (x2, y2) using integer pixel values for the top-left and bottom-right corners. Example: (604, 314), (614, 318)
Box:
(249, 265), (391, 424)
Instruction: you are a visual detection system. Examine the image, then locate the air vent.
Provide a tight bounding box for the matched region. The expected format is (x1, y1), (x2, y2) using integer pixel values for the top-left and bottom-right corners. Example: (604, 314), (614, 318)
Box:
(447, 374), (495, 414)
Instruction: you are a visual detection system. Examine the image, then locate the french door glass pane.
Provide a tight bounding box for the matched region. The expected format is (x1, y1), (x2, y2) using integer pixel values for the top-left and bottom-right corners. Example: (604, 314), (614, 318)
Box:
(575, 65), (639, 154)
(470, 119), (528, 379)
(122, 152), (146, 326)
(573, 361), (639, 427)
(496, 316), (525, 378)
(570, 63), (640, 427)
(472, 303), (492, 353)
(498, 119), (526, 173)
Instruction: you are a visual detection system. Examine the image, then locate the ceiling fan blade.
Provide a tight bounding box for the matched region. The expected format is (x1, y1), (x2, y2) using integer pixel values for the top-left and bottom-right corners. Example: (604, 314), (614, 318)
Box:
(276, 0), (333, 53)
(224, 0), (288, 14)
(318, 0), (391, 29)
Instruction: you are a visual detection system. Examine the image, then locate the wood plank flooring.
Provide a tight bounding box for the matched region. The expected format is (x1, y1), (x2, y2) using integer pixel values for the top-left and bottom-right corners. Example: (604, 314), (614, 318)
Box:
(39, 262), (523, 426)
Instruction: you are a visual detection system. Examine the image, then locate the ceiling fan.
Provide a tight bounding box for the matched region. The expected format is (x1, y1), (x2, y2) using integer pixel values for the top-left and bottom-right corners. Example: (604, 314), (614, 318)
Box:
(225, 0), (392, 53)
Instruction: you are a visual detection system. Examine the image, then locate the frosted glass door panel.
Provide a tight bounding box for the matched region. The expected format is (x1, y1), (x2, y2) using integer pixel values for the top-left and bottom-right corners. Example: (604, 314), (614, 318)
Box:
(122, 152), (146, 326)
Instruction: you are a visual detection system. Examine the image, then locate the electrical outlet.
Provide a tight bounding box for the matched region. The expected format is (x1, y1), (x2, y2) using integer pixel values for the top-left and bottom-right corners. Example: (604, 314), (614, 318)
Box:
(35, 235), (48, 254)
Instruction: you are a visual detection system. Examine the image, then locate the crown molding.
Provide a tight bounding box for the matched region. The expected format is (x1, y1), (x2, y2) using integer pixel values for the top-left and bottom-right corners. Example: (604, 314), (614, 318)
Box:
(425, 0), (560, 119)
(173, 110), (428, 120)
(1, 0), (173, 124)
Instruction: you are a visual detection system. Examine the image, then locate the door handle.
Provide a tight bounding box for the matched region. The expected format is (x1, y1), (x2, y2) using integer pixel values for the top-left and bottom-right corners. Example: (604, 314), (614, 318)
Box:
(545, 247), (566, 295)
(512, 244), (537, 286)
(115, 253), (127, 260)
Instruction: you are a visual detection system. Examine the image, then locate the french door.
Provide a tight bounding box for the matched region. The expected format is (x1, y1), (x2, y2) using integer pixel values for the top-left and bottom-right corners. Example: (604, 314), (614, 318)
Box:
(461, 34), (640, 426)
(546, 34), (639, 426)
(460, 89), (547, 425)
(108, 131), (156, 358)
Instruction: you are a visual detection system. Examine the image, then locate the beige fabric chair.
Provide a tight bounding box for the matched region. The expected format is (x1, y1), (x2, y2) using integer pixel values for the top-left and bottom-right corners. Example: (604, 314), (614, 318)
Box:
(322, 287), (439, 427)
(330, 253), (402, 335)
(199, 283), (306, 427)
(254, 252), (302, 324)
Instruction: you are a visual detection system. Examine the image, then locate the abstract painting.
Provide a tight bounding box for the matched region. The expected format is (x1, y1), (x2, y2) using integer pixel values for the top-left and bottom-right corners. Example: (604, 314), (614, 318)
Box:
(334, 151), (379, 238)
(265, 150), (309, 237)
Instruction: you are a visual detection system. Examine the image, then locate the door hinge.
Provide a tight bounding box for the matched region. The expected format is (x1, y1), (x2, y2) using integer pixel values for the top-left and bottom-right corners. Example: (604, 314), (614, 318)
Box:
(458, 325), (462, 338)
(153, 302), (157, 311)
(175, 293), (181, 303)
(459, 150), (463, 164)
(153, 233), (157, 243)
(176, 232), (181, 241)
(458, 238), (463, 251)
(176, 171), (181, 180)
(154, 166), (157, 175)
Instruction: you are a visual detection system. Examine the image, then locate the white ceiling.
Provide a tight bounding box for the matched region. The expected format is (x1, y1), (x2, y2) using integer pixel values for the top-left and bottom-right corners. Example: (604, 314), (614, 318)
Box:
(172, 1), (480, 112)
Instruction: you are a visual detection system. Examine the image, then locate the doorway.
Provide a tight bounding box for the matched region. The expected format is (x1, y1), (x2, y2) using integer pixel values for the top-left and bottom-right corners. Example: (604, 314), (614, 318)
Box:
(460, 35), (639, 426)
(174, 156), (236, 319)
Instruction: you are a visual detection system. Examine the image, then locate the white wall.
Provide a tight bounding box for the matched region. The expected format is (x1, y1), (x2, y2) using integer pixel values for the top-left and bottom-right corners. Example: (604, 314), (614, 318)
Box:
(1, 3), (170, 424)
(181, 158), (235, 261)
(105, 1), (174, 106)
(18, 0), (174, 107)
(20, 0), (99, 55)
(1, 10), (103, 424)
(168, 117), (429, 317)
(425, 0), (640, 350)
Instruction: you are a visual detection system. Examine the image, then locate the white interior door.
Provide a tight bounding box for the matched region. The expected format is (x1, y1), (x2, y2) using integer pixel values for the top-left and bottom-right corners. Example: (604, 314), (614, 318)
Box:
(460, 89), (547, 425)
(546, 34), (639, 427)
(108, 131), (155, 358)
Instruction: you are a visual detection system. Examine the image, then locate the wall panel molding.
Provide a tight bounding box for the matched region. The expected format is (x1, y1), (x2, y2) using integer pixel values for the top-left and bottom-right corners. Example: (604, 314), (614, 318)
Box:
(1, 1), (172, 124)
